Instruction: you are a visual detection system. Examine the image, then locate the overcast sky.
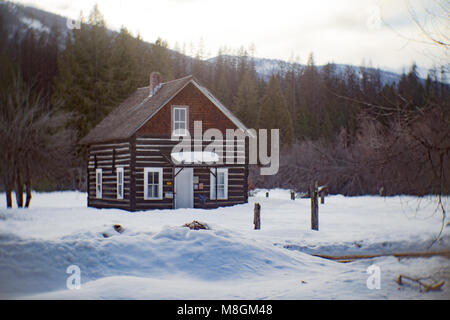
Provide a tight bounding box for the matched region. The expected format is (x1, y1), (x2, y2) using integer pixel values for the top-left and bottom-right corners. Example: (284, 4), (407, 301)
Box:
(13, 0), (448, 73)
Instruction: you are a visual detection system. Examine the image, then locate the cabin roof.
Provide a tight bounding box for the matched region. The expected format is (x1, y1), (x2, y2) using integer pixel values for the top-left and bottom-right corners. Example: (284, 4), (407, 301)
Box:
(79, 75), (249, 145)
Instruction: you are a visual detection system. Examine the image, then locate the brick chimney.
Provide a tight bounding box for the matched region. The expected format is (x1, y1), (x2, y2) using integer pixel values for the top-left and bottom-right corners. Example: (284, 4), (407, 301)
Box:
(149, 71), (162, 96)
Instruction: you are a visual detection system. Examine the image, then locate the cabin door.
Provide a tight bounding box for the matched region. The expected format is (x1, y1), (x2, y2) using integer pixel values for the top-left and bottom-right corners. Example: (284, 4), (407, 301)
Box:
(175, 168), (193, 209)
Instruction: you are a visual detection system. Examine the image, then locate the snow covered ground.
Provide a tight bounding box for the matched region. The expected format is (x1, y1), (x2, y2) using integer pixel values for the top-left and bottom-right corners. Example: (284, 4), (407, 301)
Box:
(0, 189), (449, 299)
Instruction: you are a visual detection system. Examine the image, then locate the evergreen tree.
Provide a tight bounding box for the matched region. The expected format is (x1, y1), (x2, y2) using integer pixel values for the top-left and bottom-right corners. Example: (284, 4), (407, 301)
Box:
(296, 53), (321, 139)
(0, 13), (13, 94)
(53, 5), (114, 144)
(319, 63), (338, 140)
(109, 26), (142, 104)
(192, 37), (206, 79)
(172, 41), (189, 78)
(152, 37), (174, 81)
(257, 75), (294, 145)
(236, 46), (250, 84)
(398, 63), (425, 109)
(234, 70), (259, 128)
(215, 71), (231, 107)
(281, 59), (301, 135)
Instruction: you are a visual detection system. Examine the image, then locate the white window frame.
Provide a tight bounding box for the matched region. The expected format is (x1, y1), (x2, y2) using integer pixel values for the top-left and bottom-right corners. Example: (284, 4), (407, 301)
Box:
(210, 168), (228, 200)
(116, 167), (124, 200)
(172, 106), (188, 137)
(144, 167), (163, 200)
(96, 168), (102, 199)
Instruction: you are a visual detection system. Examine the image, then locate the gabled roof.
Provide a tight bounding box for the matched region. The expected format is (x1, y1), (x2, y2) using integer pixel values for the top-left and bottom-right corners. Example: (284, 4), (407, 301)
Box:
(80, 75), (250, 145)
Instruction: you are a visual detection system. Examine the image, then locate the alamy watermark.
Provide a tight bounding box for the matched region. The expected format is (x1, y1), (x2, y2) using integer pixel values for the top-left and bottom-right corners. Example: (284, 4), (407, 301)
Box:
(366, 5), (381, 30)
(171, 121), (280, 176)
(66, 18), (81, 30)
(66, 265), (81, 290)
(366, 264), (381, 290)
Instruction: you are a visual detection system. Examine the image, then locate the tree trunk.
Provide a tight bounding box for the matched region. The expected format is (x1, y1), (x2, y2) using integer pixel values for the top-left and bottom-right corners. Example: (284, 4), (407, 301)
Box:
(15, 169), (24, 208)
(24, 164), (32, 208)
(5, 189), (12, 208)
(310, 182), (319, 231)
(24, 183), (32, 208)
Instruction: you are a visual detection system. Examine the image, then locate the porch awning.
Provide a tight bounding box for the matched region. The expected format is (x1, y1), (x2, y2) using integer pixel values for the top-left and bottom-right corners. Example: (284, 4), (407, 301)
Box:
(170, 151), (219, 164)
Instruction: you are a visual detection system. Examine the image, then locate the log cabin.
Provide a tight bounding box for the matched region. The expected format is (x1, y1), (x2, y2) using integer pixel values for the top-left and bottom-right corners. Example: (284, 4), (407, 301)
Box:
(80, 72), (250, 211)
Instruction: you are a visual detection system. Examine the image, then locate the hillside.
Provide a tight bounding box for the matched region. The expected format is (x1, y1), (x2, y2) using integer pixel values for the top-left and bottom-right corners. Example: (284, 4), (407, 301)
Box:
(0, 1), (69, 40)
(208, 55), (411, 86)
(1, 0), (416, 84)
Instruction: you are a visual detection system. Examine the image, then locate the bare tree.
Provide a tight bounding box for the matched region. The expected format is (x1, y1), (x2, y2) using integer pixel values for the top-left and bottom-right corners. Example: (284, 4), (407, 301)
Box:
(406, 0), (449, 48)
(0, 71), (74, 208)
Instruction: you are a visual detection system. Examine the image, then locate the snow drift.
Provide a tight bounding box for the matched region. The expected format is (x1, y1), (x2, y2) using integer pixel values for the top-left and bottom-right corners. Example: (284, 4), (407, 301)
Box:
(0, 190), (449, 299)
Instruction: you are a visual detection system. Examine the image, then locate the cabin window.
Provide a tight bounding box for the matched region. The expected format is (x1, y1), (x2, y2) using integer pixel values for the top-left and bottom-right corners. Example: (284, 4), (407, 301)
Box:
(210, 168), (228, 200)
(116, 167), (124, 200)
(144, 168), (163, 200)
(172, 106), (188, 136)
(96, 168), (102, 199)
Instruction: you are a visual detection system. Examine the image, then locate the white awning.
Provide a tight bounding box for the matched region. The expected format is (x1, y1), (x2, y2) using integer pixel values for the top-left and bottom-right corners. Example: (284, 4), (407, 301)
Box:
(171, 151), (219, 164)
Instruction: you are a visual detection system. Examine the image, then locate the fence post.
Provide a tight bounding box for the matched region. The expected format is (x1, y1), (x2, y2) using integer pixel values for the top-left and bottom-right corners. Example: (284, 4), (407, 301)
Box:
(310, 182), (319, 231)
(254, 203), (261, 230)
(320, 186), (326, 204)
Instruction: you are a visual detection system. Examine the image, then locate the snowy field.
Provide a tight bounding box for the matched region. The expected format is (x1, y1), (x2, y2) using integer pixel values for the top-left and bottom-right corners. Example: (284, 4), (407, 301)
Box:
(0, 189), (449, 300)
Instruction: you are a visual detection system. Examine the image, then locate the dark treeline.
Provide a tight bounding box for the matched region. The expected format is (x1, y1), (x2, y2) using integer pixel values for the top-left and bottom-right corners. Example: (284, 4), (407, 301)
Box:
(254, 59), (449, 197)
(0, 4), (448, 207)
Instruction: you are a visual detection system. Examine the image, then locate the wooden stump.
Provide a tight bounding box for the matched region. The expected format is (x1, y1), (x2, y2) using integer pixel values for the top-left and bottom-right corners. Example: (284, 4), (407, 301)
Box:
(254, 203), (261, 230)
(310, 182), (319, 231)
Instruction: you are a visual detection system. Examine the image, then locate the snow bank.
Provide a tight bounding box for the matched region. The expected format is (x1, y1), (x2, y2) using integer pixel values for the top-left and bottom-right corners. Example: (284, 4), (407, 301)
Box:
(0, 190), (449, 299)
(0, 223), (340, 299)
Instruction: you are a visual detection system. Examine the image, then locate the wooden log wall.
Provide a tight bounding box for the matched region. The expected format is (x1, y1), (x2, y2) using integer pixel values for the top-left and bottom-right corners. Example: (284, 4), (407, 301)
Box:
(193, 166), (247, 209)
(134, 135), (248, 210)
(87, 136), (248, 211)
(87, 141), (131, 210)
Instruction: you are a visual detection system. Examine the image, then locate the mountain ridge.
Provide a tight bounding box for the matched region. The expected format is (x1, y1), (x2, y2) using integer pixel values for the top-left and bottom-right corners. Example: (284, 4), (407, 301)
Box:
(1, 1), (428, 85)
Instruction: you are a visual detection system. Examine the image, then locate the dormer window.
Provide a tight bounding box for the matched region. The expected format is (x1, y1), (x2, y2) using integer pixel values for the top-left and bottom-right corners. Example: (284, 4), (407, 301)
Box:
(172, 106), (188, 136)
